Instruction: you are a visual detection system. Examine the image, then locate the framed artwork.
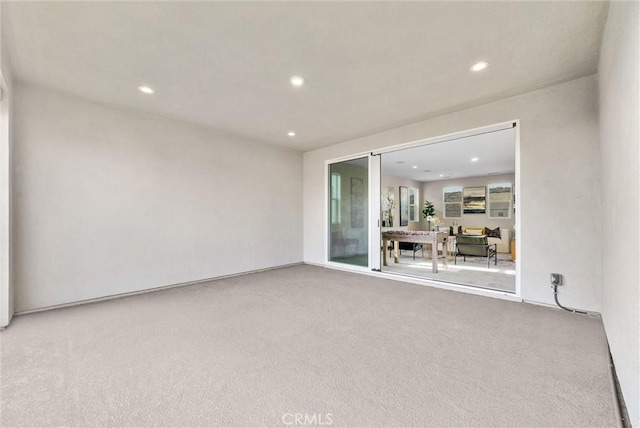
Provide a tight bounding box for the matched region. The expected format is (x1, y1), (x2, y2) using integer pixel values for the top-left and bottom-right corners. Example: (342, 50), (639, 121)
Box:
(381, 187), (395, 227)
(488, 183), (512, 219)
(350, 177), (364, 228)
(408, 187), (419, 221)
(443, 186), (463, 218)
(399, 186), (409, 226)
(463, 186), (486, 214)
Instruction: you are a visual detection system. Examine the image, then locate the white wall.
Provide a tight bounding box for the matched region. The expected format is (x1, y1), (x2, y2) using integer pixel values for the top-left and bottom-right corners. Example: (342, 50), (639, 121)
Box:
(0, 0), (14, 327)
(380, 174), (422, 230)
(598, 2), (639, 424)
(304, 75), (601, 311)
(422, 173), (516, 232)
(13, 84), (303, 312)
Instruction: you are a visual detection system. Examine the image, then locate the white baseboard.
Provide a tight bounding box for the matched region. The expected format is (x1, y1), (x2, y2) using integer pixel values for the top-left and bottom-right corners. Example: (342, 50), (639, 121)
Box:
(13, 262), (304, 318)
(304, 261), (522, 302)
(522, 299), (601, 317)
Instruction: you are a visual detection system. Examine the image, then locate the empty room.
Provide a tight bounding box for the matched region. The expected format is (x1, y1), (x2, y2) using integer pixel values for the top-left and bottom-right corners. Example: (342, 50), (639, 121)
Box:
(0, 1), (638, 427)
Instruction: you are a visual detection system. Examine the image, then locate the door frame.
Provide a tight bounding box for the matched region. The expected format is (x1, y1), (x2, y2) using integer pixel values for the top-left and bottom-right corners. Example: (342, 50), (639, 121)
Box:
(323, 120), (521, 298)
(324, 153), (378, 272)
(0, 71), (12, 328)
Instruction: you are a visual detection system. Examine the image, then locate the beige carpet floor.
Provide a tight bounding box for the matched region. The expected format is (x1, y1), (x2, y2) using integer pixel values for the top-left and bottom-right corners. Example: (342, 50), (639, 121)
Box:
(0, 265), (616, 427)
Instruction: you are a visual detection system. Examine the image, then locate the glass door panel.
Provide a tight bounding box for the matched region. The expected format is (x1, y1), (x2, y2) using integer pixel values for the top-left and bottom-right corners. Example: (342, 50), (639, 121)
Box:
(328, 158), (369, 266)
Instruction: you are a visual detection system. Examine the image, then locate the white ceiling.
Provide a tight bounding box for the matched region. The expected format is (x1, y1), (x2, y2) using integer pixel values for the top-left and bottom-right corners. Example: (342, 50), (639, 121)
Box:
(382, 127), (515, 182)
(4, 1), (608, 151)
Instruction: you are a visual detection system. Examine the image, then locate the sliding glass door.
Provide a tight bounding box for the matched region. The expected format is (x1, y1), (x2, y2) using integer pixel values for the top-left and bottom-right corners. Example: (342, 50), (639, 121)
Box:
(324, 121), (519, 295)
(328, 157), (369, 267)
(377, 125), (517, 293)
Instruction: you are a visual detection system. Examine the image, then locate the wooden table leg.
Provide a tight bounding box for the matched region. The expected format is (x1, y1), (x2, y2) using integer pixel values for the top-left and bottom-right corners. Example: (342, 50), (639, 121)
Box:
(442, 237), (448, 269)
(382, 238), (388, 266)
(432, 236), (438, 273)
(393, 240), (399, 263)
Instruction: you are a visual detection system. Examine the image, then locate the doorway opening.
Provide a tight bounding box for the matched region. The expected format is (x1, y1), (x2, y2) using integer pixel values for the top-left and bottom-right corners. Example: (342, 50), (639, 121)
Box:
(379, 126), (517, 293)
(324, 121), (520, 296)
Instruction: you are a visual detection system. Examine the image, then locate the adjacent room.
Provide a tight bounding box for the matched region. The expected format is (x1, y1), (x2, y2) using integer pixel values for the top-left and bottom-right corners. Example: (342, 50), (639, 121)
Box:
(0, 1), (638, 427)
(378, 126), (517, 293)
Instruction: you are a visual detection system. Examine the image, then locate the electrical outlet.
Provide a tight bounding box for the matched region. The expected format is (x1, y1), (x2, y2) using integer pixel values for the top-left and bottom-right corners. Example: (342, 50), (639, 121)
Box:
(550, 273), (563, 286)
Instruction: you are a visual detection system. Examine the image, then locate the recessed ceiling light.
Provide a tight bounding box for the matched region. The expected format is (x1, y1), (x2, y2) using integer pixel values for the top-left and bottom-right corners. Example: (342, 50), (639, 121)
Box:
(290, 76), (305, 87)
(412, 165), (418, 169)
(287, 131), (296, 137)
(137, 85), (155, 94)
(439, 174), (444, 177)
(471, 157), (479, 162)
(470, 61), (490, 72)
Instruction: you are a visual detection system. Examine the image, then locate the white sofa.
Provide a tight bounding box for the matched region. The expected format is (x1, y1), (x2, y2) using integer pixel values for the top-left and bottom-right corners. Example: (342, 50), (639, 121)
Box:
(460, 227), (511, 253)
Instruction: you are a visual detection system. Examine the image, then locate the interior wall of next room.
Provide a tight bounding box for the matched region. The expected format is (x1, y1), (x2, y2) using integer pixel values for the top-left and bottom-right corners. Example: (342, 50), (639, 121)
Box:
(380, 174), (422, 231)
(422, 173), (516, 231)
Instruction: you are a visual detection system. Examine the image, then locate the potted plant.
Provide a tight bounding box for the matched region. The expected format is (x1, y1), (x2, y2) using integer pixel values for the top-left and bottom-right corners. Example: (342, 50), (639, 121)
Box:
(422, 200), (435, 230)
